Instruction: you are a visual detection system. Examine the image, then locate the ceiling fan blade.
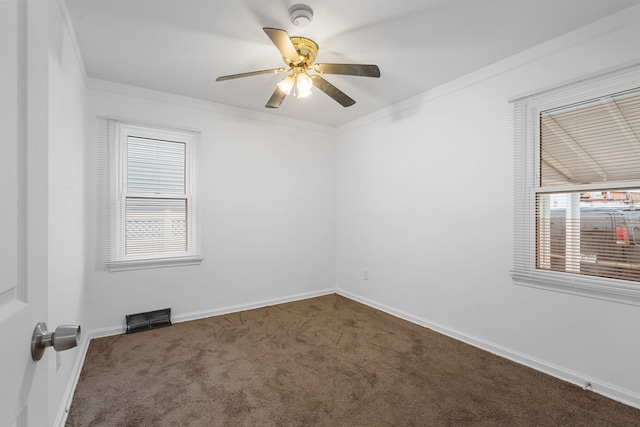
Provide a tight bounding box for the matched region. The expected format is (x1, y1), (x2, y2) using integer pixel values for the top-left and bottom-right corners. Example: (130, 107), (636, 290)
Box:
(265, 87), (287, 108)
(263, 27), (299, 63)
(216, 68), (287, 82)
(311, 75), (355, 107)
(314, 63), (381, 78)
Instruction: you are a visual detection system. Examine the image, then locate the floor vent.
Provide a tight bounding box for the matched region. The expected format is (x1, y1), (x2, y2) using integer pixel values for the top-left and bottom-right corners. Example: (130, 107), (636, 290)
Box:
(125, 308), (171, 334)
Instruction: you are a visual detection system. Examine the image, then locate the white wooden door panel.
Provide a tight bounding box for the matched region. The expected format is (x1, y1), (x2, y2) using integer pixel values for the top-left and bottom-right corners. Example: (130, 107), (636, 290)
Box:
(0, 2), (48, 426)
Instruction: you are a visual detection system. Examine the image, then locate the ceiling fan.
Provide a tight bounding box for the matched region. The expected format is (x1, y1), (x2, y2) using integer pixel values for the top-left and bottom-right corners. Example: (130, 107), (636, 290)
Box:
(216, 27), (381, 108)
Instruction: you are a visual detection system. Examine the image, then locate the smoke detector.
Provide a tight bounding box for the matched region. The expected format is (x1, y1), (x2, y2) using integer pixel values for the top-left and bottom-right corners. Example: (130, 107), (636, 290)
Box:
(289, 4), (313, 27)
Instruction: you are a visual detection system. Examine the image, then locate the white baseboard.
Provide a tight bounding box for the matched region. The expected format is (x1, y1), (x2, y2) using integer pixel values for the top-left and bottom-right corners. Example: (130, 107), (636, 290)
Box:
(171, 288), (336, 324)
(337, 289), (640, 410)
(54, 332), (92, 427)
(55, 288), (337, 426)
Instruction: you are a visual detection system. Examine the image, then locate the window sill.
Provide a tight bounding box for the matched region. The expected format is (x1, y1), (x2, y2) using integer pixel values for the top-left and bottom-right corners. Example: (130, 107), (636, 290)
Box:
(512, 270), (640, 307)
(107, 256), (203, 272)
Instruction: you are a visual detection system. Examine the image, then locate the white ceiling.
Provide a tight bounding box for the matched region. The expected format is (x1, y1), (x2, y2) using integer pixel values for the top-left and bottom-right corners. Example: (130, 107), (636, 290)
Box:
(64, 0), (640, 128)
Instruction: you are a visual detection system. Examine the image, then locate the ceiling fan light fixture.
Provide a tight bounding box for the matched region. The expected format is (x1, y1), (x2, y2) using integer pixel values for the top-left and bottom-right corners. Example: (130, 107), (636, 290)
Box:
(216, 27), (380, 109)
(277, 75), (295, 95)
(289, 4), (313, 27)
(278, 70), (313, 98)
(294, 72), (313, 98)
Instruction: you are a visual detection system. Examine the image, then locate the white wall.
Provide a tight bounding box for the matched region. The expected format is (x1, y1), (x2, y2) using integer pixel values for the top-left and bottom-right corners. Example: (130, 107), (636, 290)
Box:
(47, 2), (87, 425)
(335, 6), (640, 406)
(84, 88), (337, 332)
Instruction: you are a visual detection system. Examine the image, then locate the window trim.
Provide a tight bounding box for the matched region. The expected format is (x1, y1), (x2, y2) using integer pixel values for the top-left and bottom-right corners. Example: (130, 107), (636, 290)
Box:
(511, 63), (640, 306)
(100, 119), (202, 272)
(106, 255), (203, 272)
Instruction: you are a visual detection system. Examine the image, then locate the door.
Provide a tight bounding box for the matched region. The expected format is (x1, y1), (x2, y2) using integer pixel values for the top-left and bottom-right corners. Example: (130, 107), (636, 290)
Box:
(0, 1), (49, 426)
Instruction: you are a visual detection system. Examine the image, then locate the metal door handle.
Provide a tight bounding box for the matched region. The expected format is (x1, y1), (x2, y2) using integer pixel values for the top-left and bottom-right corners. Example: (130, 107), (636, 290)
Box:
(31, 322), (81, 361)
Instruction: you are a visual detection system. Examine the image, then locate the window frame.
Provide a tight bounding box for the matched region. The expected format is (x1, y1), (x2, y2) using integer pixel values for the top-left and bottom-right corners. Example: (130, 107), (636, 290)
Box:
(103, 119), (202, 272)
(511, 63), (640, 306)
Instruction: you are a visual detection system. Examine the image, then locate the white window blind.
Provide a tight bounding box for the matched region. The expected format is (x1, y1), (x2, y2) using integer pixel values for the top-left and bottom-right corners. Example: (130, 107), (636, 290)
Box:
(537, 88), (640, 283)
(99, 119), (202, 271)
(540, 88), (640, 187)
(512, 63), (640, 305)
(125, 137), (187, 256)
(125, 197), (187, 255)
(127, 137), (186, 194)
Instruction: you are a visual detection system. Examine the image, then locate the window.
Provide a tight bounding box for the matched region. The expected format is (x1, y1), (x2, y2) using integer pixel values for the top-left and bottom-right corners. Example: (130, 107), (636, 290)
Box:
(100, 119), (202, 271)
(512, 64), (640, 305)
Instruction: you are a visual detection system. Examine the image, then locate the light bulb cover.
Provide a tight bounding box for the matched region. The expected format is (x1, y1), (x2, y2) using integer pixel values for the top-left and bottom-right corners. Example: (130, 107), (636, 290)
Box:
(295, 72), (313, 98)
(277, 75), (295, 95)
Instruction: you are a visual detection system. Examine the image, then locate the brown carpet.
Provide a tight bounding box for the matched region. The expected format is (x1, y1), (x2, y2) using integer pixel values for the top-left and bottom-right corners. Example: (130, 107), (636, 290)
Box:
(66, 294), (640, 426)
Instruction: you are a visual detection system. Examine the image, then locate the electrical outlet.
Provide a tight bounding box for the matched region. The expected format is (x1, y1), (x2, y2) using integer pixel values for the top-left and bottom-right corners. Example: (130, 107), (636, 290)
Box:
(56, 352), (61, 372)
(364, 270), (369, 280)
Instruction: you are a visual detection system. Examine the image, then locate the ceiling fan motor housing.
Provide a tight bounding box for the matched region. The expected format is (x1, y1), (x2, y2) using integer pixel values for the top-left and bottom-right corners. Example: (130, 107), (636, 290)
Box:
(286, 37), (318, 66)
